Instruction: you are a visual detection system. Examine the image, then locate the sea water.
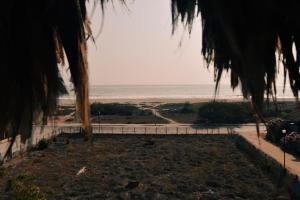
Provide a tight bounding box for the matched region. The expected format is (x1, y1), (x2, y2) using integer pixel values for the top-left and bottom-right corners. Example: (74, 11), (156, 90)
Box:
(61, 84), (294, 100)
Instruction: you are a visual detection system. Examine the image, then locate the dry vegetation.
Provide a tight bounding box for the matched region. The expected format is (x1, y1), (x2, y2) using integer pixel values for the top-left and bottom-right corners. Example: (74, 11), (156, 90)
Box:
(158, 101), (299, 124)
(0, 135), (289, 199)
(54, 104), (168, 124)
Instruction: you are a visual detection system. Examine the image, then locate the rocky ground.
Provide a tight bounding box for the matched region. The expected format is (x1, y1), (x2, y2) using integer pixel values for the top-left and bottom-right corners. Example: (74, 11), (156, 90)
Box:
(0, 135), (290, 199)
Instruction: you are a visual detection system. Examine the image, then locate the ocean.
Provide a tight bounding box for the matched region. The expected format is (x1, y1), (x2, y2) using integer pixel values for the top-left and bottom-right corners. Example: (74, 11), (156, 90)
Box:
(61, 84), (294, 100)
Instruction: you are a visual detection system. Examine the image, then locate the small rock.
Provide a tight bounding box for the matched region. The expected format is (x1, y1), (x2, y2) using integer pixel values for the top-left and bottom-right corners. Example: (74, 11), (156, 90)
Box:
(275, 195), (290, 200)
(124, 167), (133, 172)
(224, 193), (235, 198)
(206, 180), (220, 187)
(125, 181), (140, 189)
(197, 185), (208, 192)
(76, 166), (87, 176)
(202, 189), (215, 195)
(144, 140), (155, 146)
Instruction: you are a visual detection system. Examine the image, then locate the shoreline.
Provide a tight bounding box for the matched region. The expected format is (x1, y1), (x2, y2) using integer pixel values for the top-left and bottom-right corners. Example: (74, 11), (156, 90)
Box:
(59, 97), (297, 106)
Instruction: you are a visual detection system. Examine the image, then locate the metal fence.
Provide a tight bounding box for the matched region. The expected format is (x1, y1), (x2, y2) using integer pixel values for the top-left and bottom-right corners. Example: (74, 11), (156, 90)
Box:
(59, 125), (236, 135)
(0, 124), (238, 160)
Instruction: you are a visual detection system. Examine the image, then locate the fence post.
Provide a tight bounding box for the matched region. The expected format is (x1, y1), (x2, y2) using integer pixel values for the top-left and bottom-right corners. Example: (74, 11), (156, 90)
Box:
(186, 127), (188, 134)
(155, 127), (157, 134)
(145, 127), (147, 134)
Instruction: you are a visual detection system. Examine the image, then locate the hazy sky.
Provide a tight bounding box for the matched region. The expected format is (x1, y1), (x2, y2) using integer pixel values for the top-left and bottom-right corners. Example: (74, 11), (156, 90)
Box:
(84, 0), (230, 86)
(60, 0), (289, 90)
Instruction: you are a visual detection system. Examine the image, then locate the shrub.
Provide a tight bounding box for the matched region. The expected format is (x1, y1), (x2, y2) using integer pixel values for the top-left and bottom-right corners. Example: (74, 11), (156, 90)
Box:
(280, 132), (300, 156)
(180, 102), (195, 114)
(90, 103), (140, 116)
(139, 109), (153, 116)
(265, 119), (300, 157)
(197, 101), (252, 124)
(35, 139), (53, 151)
(266, 119), (298, 144)
(0, 168), (4, 178)
(6, 174), (46, 200)
(266, 119), (285, 143)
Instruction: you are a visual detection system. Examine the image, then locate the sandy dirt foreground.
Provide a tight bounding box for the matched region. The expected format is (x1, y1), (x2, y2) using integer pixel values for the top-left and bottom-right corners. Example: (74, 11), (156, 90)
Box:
(0, 135), (289, 200)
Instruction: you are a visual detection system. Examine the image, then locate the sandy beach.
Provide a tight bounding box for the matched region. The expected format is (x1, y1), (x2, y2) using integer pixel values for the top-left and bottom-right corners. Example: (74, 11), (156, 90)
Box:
(59, 97), (296, 106)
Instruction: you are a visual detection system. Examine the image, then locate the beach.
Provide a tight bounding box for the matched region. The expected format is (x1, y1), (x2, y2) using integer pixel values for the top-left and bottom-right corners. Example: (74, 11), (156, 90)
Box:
(59, 97), (296, 106)
(59, 84), (295, 106)
(55, 97), (298, 125)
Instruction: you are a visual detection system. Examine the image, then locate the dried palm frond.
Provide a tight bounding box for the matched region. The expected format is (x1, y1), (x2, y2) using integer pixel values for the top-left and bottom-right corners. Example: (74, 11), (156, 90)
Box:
(172, 0), (300, 113)
(3, 0), (300, 156)
(0, 0), (130, 157)
(0, 0), (96, 156)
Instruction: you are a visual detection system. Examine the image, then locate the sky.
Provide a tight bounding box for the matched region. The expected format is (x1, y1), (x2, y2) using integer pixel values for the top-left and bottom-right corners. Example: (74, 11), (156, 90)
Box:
(84, 0), (230, 86)
(60, 0), (289, 90)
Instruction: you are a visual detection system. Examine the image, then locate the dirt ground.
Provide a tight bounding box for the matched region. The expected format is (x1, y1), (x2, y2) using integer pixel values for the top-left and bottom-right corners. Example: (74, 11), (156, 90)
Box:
(0, 135), (290, 199)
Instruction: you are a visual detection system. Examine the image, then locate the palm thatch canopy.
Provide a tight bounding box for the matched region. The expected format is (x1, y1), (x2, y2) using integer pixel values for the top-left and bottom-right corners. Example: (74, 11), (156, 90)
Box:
(172, 0), (300, 112)
(1, 0), (128, 156)
(0, 0), (91, 148)
(2, 0), (300, 150)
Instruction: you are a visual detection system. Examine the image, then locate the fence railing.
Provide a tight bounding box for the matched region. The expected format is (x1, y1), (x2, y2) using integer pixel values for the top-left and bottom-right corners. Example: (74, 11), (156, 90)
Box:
(58, 125), (236, 135)
(0, 124), (239, 161)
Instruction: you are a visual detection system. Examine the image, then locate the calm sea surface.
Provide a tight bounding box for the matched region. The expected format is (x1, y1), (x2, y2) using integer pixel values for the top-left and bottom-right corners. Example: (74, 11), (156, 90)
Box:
(61, 84), (294, 99)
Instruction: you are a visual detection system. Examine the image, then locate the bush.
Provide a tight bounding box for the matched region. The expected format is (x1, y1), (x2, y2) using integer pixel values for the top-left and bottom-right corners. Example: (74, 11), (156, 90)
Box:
(265, 119), (298, 144)
(34, 138), (54, 151)
(266, 119), (286, 143)
(6, 174), (46, 200)
(0, 168), (4, 178)
(139, 109), (153, 116)
(265, 119), (300, 157)
(90, 103), (141, 116)
(197, 101), (253, 124)
(280, 132), (300, 156)
(180, 102), (195, 114)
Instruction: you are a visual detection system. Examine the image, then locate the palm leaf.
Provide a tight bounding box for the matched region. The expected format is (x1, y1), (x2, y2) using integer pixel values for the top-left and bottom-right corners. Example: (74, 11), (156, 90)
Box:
(171, 0), (300, 112)
(0, 0), (94, 156)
